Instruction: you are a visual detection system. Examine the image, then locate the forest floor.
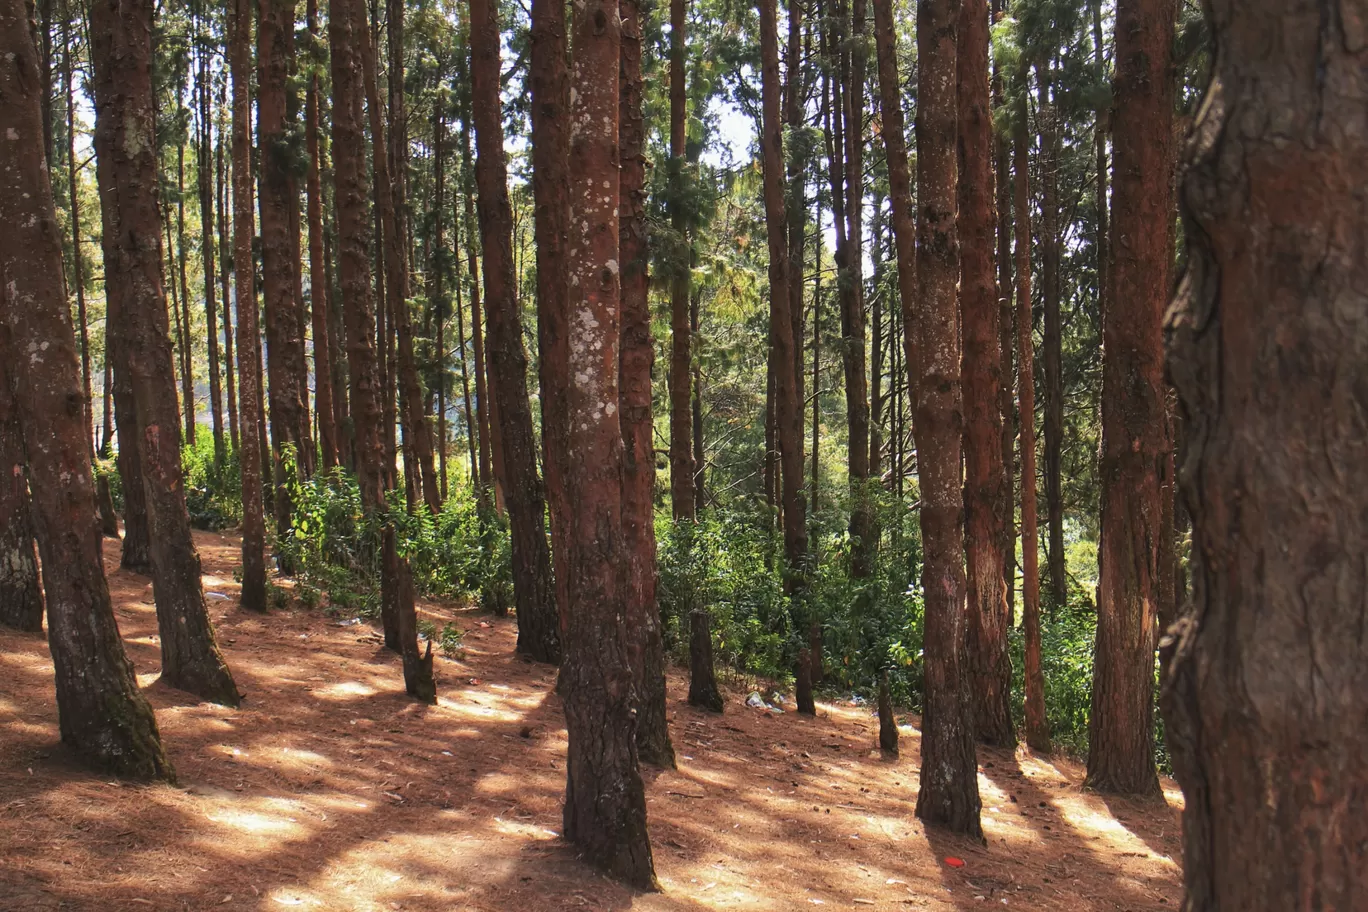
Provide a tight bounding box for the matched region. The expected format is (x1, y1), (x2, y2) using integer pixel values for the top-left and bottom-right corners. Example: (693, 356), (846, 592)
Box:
(1, 530), (1184, 912)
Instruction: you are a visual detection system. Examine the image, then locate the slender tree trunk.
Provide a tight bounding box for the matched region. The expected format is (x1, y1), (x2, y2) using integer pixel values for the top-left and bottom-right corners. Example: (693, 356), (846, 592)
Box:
(467, 0), (560, 662)
(1014, 90), (1050, 754)
(62, 0), (93, 458)
(667, 0), (693, 520)
(784, 0), (805, 499)
(871, 0), (917, 447)
(913, 0), (981, 839)
(230, 0), (268, 612)
(992, 0), (1015, 622)
(0, 3), (171, 778)
(197, 41), (225, 464)
(552, 0), (657, 888)
(259, 0), (310, 539)
(431, 106), (448, 500)
(332, 0), (434, 701)
(0, 380), (43, 632)
(760, 0), (807, 600)
(1085, 0), (1171, 798)
(462, 121), (492, 499)
(306, 0), (337, 470)
(176, 121), (195, 446)
(958, 0), (1012, 748)
(1163, 7), (1368, 907)
(90, 0), (241, 706)
(619, 0), (675, 769)
(216, 77), (239, 454)
(1037, 60), (1066, 612)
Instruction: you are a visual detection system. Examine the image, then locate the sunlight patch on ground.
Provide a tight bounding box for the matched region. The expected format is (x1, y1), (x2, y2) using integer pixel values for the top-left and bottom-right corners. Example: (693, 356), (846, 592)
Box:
(314, 680), (378, 699)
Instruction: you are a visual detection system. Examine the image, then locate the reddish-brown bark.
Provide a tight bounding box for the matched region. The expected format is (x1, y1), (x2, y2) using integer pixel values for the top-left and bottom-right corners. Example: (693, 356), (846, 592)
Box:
(556, 0), (656, 887)
(1037, 62), (1066, 612)
(468, 0), (559, 663)
(0, 0), (171, 779)
(958, 0), (1013, 748)
(1163, 3), (1368, 906)
(306, 0), (337, 471)
(620, 0), (675, 768)
(913, 0), (981, 839)
(1086, 0), (1172, 798)
(667, 0), (694, 521)
(90, 0), (240, 707)
(0, 379), (43, 633)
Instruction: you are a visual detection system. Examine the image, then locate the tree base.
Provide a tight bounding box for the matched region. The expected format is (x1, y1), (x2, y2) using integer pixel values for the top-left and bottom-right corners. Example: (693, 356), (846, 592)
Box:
(877, 672), (898, 755)
(795, 648), (815, 716)
(687, 607), (724, 712)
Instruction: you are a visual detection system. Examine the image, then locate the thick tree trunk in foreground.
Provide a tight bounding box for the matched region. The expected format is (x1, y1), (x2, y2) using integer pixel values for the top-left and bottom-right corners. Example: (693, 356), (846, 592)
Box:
(913, 0), (981, 839)
(0, 3), (172, 779)
(229, 0), (268, 613)
(1163, 3), (1368, 907)
(90, 0), (240, 706)
(557, 0), (656, 887)
(958, 0), (1013, 748)
(1086, 0), (1172, 798)
(620, 0), (675, 768)
(0, 382), (43, 632)
(259, 0), (309, 540)
(333, 0), (434, 703)
(1014, 92), (1050, 754)
(468, 0), (560, 663)
(760, 0), (807, 596)
(872, 0), (917, 446)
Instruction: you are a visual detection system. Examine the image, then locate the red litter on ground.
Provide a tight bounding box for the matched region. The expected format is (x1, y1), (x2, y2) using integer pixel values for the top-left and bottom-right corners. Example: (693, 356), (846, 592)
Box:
(944, 857), (965, 868)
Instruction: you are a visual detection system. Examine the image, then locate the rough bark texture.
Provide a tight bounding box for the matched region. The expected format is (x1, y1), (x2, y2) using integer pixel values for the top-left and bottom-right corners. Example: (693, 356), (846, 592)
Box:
(229, 0), (268, 613)
(878, 671), (898, 754)
(557, 0), (657, 886)
(1014, 93), (1050, 754)
(258, 0), (309, 539)
(872, 0), (917, 446)
(1163, 4), (1368, 907)
(468, 0), (560, 664)
(1085, 0), (1171, 798)
(667, 0), (693, 521)
(992, 17), (1016, 623)
(759, 0), (807, 594)
(0, 2), (172, 779)
(620, 0), (675, 768)
(1037, 62), (1066, 612)
(795, 647), (815, 716)
(306, 0), (337, 470)
(0, 380), (43, 632)
(687, 608), (724, 713)
(958, 0), (1013, 748)
(90, 0), (240, 707)
(333, 0), (434, 703)
(913, 0), (981, 839)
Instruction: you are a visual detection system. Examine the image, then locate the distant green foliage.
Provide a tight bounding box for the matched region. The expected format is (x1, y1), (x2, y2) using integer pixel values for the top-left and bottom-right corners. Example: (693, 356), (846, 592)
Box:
(181, 435), (241, 530)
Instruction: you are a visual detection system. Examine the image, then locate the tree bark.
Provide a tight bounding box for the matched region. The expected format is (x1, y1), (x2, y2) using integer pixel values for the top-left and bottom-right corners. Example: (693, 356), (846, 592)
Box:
(556, 0), (657, 887)
(197, 39), (226, 465)
(61, 0), (93, 459)
(1037, 61), (1066, 612)
(760, 0), (807, 597)
(958, 0), (1012, 749)
(1085, 0), (1171, 798)
(306, 0), (338, 471)
(228, 0), (268, 613)
(468, 0), (560, 663)
(913, 0), (981, 840)
(1014, 90), (1050, 754)
(871, 0), (917, 447)
(620, 0), (675, 769)
(667, 0), (694, 521)
(1163, 4), (1368, 907)
(0, 380), (43, 632)
(991, 0), (1015, 623)
(0, 1), (171, 779)
(90, 0), (241, 707)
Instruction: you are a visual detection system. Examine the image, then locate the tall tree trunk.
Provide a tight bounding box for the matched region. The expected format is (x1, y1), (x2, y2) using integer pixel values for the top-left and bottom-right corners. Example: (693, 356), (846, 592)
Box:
(89, 0), (241, 706)
(454, 218), (478, 484)
(1014, 89), (1049, 754)
(667, 0), (693, 520)
(1085, 0), (1171, 798)
(841, 0), (872, 579)
(216, 77), (240, 454)
(784, 0), (805, 497)
(528, 0), (573, 655)
(958, 0), (1012, 748)
(992, 0), (1014, 623)
(871, 0), (917, 447)
(468, 0), (560, 663)
(461, 118), (492, 499)
(913, 0), (981, 839)
(760, 0), (807, 599)
(176, 120), (195, 446)
(619, 0), (674, 769)
(1037, 60), (1066, 611)
(332, 0), (434, 702)
(230, 0), (269, 613)
(62, 0), (93, 458)
(306, 0), (337, 470)
(197, 39), (226, 465)
(430, 106), (448, 500)
(1163, 4), (1368, 906)
(260, 0), (310, 539)
(0, 3), (171, 777)
(0, 381), (43, 632)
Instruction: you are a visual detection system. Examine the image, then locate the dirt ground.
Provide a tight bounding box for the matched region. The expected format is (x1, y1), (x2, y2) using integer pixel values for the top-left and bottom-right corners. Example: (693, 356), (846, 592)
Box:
(0, 530), (1184, 911)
